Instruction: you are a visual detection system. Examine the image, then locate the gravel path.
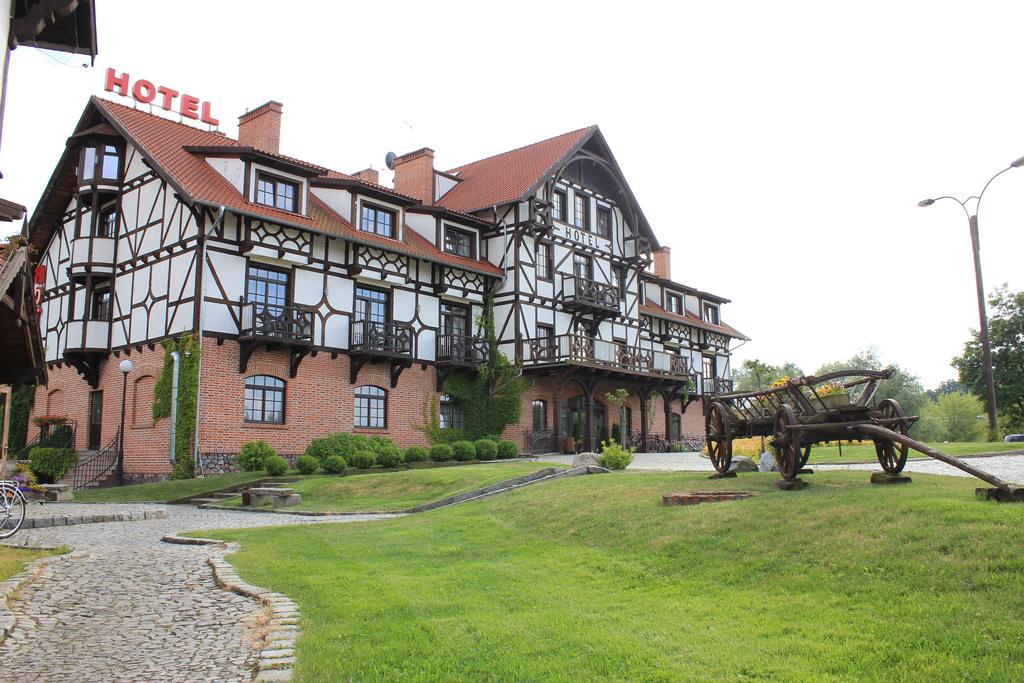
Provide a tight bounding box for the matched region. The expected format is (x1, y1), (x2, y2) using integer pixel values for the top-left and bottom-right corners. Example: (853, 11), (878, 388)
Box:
(0, 504), (394, 682)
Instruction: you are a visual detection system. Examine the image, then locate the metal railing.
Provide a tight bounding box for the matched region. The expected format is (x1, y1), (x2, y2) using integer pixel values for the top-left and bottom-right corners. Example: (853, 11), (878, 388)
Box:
(17, 421), (77, 459)
(350, 319), (415, 356)
(239, 301), (314, 344)
(564, 275), (620, 311)
(523, 429), (558, 456)
(436, 333), (491, 366)
(516, 334), (695, 381)
(72, 435), (119, 490)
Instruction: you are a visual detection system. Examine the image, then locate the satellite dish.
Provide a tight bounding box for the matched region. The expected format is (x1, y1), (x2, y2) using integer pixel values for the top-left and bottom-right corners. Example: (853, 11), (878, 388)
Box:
(385, 151), (397, 170)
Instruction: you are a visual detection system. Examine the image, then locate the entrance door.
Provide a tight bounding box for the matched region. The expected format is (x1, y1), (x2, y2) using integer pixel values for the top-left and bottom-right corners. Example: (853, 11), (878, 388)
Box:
(87, 391), (103, 450)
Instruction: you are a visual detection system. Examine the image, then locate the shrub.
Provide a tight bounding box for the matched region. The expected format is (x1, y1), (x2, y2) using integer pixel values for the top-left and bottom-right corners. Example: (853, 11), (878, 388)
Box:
(295, 455), (320, 475)
(496, 440), (518, 459)
(29, 447), (77, 484)
(598, 440), (634, 470)
(350, 450), (376, 469)
(304, 437), (336, 464)
(323, 455), (347, 474)
(237, 440), (277, 471)
(430, 443), (454, 462)
(377, 446), (402, 469)
(404, 445), (428, 463)
(368, 435), (399, 458)
(42, 424), (74, 449)
(452, 440), (476, 461)
(321, 433), (372, 460)
(474, 439), (498, 460)
(265, 455), (289, 476)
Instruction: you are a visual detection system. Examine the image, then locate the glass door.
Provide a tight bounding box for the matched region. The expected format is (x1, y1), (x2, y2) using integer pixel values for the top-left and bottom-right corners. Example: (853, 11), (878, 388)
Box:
(87, 391), (103, 450)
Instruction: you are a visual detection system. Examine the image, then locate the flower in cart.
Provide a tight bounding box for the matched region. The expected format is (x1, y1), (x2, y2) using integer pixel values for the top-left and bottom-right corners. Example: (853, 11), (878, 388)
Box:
(816, 382), (847, 397)
(770, 376), (792, 389)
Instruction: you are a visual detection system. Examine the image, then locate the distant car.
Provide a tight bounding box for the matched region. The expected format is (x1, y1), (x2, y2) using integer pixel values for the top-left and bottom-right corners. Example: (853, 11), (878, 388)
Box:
(1004, 434), (1024, 443)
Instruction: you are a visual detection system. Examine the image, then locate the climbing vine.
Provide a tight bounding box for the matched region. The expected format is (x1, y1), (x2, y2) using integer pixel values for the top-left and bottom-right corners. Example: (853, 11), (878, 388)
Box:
(152, 333), (200, 478)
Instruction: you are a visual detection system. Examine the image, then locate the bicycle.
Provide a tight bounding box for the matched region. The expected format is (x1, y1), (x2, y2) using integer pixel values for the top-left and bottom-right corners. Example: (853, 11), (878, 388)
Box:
(0, 481), (27, 539)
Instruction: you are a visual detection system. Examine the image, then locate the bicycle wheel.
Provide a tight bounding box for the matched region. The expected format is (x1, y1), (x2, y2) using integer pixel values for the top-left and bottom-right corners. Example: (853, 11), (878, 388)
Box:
(0, 487), (27, 539)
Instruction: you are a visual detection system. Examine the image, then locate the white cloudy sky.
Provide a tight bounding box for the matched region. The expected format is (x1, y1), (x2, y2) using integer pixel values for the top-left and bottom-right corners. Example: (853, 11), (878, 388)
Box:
(2, 0), (1022, 388)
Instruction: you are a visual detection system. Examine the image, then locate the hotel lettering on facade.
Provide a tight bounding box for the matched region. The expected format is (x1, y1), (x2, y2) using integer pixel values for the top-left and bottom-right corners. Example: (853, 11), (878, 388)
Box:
(27, 91), (747, 480)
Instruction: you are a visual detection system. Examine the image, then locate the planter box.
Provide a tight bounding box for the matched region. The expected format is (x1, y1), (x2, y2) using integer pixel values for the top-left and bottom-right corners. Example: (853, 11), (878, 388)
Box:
(818, 393), (851, 410)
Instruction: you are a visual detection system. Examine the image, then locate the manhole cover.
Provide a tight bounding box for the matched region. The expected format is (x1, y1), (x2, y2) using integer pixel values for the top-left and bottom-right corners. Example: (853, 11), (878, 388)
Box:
(662, 491), (754, 506)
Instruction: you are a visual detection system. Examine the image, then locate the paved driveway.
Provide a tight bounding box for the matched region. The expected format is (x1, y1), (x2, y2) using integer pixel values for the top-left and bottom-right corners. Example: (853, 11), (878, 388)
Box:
(0, 504), (392, 682)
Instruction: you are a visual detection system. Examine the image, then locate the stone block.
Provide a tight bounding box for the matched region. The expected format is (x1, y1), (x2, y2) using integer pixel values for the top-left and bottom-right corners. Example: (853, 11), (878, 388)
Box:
(571, 452), (600, 468)
(730, 457), (758, 473)
(773, 478), (808, 491)
(871, 472), (912, 485)
(975, 487), (1024, 503)
(272, 494), (301, 509)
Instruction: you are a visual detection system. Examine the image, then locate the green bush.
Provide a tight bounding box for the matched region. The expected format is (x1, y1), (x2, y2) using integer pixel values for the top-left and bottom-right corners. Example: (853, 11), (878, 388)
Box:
(295, 455), (320, 475)
(377, 446), (402, 469)
(350, 450), (376, 469)
(42, 424), (74, 449)
(496, 440), (518, 459)
(404, 445), (428, 463)
(29, 446), (77, 484)
(452, 440), (476, 461)
(474, 439), (498, 460)
(304, 438), (336, 463)
(430, 443), (454, 462)
(323, 455), (347, 474)
(368, 435), (399, 458)
(237, 440), (277, 471)
(598, 440), (634, 470)
(265, 455), (289, 476)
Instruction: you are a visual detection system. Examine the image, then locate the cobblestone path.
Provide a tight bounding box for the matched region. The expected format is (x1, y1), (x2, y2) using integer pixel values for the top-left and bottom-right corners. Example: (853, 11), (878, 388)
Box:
(0, 504), (392, 682)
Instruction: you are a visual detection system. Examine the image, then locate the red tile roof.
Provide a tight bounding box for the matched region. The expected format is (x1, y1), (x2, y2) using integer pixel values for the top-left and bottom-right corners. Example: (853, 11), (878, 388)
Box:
(640, 301), (749, 341)
(438, 126), (595, 213)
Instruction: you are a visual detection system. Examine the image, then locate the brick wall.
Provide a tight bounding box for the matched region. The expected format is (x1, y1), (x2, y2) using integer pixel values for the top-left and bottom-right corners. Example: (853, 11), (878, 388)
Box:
(237, 101), (283, 154)
(392, 148), (435, 204)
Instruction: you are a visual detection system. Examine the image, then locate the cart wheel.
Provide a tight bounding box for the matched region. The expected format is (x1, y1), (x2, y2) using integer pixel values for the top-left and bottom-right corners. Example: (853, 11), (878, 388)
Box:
(874, 399), (909, 474)
(772, 404), (801, 480)
(705, 402), (733, 473)
(799, 445), (812, 470)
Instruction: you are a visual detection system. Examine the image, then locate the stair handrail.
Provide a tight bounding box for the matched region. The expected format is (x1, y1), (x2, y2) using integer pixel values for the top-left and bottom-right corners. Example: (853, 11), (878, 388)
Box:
(72, 434), (119, 490)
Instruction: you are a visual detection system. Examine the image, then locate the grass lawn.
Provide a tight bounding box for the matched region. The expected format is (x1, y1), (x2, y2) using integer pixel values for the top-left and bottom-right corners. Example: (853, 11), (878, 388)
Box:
(223, 462), (563, 513)
(203, 470), (1024, 681)
(74, 471), (268, 502)
(0, 546), (59, 581)
(807, 440), (1023, 464)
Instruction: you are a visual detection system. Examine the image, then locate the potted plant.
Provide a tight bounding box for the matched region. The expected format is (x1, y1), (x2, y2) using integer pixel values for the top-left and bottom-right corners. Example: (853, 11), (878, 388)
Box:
(814, 382), (850, 410)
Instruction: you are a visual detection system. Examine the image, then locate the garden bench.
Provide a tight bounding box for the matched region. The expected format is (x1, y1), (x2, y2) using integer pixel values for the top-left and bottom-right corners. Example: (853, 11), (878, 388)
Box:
(247, 487), (301, 509)
(39, 484), (73, 502)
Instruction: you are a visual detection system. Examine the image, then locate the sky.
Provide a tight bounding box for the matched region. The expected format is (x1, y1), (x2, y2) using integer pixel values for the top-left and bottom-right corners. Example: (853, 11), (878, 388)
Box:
(1, 0), (1021, 388)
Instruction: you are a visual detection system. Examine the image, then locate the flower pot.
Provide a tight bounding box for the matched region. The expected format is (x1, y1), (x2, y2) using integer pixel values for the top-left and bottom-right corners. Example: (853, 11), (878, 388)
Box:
(819, 393), (850, 410)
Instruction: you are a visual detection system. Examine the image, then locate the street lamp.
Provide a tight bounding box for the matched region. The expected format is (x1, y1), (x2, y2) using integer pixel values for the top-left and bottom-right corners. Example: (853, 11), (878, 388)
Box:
(918, 154), (1024, 439)
(117, 359), (133, 482)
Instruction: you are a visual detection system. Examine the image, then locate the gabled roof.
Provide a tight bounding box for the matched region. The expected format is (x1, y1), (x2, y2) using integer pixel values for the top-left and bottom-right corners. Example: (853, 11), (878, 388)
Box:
(640, 301), (749, 341)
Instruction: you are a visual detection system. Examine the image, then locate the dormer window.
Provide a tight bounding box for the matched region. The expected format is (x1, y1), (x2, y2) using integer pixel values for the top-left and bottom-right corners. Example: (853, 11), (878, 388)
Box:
(443, 225), (475, 259)
(596, 206), (612, 238)
(360, 203), (396, 238)
(702, 302), (719, 325)
(80, 144), (121, 183)
(255, 172), (298, 212)
(666, 292), (682, 315)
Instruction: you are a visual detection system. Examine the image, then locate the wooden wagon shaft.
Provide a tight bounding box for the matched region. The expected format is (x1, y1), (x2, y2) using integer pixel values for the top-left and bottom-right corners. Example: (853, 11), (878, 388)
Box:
(855, 424), (1017, 492)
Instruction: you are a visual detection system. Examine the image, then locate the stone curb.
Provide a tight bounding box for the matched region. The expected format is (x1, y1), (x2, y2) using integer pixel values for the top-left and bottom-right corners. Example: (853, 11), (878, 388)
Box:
(21, 508), (169, 529)
(161, 534), (299, 682)
(0, 547), (86, 645)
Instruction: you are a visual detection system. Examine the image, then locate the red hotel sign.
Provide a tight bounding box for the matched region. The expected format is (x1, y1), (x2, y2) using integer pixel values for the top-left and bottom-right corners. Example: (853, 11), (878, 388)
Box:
(103, 68), (219, 126)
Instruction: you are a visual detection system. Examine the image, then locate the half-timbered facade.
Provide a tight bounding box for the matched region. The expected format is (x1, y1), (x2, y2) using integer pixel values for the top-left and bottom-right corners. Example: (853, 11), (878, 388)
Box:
(27, 96), (745, 480)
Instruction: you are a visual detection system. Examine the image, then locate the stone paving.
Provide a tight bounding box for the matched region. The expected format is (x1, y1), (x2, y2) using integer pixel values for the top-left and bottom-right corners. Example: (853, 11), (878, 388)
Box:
(0, 505), (394, 682)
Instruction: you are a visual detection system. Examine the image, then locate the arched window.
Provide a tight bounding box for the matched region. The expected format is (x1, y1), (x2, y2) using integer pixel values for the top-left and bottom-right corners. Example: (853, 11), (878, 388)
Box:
(355, 385), (387, 429)
(245, 375), (285, 424)
(439, 394), (463, 430)
(532, 400), (548, 432)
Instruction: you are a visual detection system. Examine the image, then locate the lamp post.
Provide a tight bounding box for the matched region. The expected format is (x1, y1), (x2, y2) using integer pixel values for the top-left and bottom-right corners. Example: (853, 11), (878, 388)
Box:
(117, 359), (133, 482)
(918, 154), (1024, 439)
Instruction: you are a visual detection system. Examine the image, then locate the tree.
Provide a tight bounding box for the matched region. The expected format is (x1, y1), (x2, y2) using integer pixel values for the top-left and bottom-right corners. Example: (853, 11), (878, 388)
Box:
(815, 347), (927, 420)
(929, 379), (964, 400)
(952, 286), (1024, 433)
(732, 359), (804, 392)
(915, 393), (986, 443)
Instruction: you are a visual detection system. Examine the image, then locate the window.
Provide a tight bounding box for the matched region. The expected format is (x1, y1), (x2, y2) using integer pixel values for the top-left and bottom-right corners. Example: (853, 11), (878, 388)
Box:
(100, 145), (121, 180)
(666, 292), (683, 315)
(355, 385), (387, 428)
(81, 146), (96, 181)
(80, 144), (121, 183)
(702, 302), (719, 325)
(89, 286), (111, 321)
(355, 286), (389, 324)
(552, 190), (566, 221)
(596, 206), (612, 238)
(702, 355), (716, 383)
(247, 265), (290, 314)
(573, 252), (593, 280)
(96, 207), (117, 238)
(612, 266), (626, 298)
(244, 375), (285, 423)
(532, 400), (548, 431)
(573, 193), (589, 230)
(440, 302), (469, 337)
(255, 173), (298, 212)
(443, 225), (475, 259)
(536, 242), (553, 280)
(439, 394), (463, 430)
(536, 324), (555, 360)
(360, 203), (396, 238)
(671, 413), (682, 441)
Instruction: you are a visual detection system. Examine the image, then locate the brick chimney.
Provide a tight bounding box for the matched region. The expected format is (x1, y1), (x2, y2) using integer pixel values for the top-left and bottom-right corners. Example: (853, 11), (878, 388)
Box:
(392, 148), (435, 204)
(353, 168), (379, 185)
(238, 101), (283, 154)
(652, 246), (672, 280)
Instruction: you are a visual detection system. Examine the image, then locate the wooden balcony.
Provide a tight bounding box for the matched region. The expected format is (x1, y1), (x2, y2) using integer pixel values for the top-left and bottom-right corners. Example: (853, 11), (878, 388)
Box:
(436, 333), (491, 367)
(349, 319), (416, 387)
(563, 275), (619, 315)
(516, 334), (696, 384)
(68, 236), (115, 279)
(238, 301), (314, 377)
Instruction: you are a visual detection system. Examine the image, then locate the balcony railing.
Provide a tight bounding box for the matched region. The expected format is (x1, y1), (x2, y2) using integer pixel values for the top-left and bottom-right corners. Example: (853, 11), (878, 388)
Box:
(563, 275), (620, 313)
(350, 319), (414, 357)
(239, 301), (314, 344)
(436, 333), (490, 366)
(516, 334), (694, 381)
(702, 376), (734, 395)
